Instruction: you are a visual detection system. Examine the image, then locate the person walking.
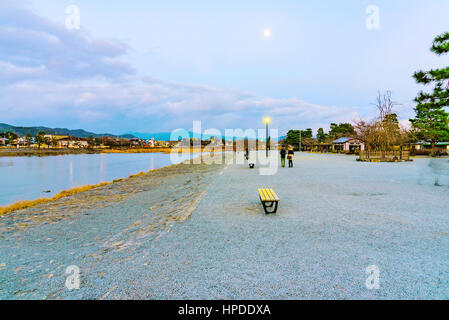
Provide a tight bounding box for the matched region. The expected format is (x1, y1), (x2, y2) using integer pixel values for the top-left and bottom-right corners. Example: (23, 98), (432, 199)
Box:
(287, 146), (294, 168)
(280, 146), (287, 168)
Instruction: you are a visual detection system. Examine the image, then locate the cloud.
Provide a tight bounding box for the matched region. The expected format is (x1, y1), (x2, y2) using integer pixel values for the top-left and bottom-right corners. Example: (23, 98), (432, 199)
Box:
(0, 2), (360, 135)
(1, 77), (359, 134)
(0, 61), (46, 83)
(0, 2), (134, 84)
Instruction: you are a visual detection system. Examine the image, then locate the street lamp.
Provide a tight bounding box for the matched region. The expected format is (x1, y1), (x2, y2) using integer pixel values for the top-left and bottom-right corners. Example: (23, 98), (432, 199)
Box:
(264, 117), (271, 157)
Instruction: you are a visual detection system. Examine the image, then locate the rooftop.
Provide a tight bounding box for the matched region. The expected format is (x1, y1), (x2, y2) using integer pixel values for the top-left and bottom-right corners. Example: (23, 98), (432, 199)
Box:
(332, 137), (352, 144)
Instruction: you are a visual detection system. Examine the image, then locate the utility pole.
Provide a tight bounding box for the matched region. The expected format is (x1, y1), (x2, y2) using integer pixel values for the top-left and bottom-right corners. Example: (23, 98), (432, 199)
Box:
(299, 129), (301, 152)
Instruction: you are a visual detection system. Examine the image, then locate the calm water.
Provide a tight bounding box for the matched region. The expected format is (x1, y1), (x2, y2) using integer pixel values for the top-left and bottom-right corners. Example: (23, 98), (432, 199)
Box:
(0, 153), (196, 206)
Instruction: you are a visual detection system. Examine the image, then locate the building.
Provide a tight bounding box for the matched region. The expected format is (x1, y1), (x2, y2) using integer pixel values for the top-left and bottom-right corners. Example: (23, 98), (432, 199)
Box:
(332, 137), (365, 153)
(411, 141), (449, 155)
(166, 141), (181, 148)
(154, 140), (167, 147)
(16, 137), (29, 146)
(0, 138), (8, 146)
(206, 136), (223, 147)
(147, 138), (155, 147)
(57, 138), (88, 148)
(44, 134), (68, 140)
(311, 142), (333, 153)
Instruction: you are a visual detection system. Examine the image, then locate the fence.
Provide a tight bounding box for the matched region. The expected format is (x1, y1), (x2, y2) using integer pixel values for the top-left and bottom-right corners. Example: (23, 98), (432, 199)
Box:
(358, 150), (410, 162)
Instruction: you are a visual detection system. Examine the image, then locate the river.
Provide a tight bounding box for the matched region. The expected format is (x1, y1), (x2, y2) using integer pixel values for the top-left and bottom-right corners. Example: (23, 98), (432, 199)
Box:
(0, 153), (195, 206)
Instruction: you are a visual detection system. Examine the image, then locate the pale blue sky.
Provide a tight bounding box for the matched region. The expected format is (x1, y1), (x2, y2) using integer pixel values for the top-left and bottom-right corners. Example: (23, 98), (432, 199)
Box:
(1, 0), (449, 135)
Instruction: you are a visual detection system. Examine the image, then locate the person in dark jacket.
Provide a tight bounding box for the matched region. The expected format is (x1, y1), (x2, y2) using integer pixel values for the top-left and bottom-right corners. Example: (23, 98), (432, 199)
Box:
(287, 146), (294, 168)
(280, 146), (287, 167)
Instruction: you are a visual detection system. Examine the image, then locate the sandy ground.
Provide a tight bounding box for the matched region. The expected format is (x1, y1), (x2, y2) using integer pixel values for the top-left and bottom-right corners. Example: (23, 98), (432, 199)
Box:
(0, 152), (448, 299)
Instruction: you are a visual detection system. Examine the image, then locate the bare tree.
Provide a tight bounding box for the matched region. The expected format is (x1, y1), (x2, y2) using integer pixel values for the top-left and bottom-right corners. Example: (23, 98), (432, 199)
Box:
(375, 91), (396, 122)
(355, 91), (409, 151)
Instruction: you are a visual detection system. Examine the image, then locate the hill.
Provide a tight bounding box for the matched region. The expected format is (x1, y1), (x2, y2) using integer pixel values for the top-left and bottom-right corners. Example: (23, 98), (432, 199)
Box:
(0, 123), (136, 139)
(0, 123), (285, 141)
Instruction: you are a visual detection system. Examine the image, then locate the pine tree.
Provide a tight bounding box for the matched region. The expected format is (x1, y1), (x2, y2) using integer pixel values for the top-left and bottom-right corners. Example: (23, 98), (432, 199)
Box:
(410, 32), (449, 154)
(329, 123), (354, 139)
(316, 128), (326, 143)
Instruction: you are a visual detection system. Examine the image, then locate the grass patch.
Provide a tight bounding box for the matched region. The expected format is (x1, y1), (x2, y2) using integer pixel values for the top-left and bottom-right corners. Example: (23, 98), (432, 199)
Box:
(0, 182), (111, 216)
(101, 148), (172, 154)
(128, 171), (146, 178)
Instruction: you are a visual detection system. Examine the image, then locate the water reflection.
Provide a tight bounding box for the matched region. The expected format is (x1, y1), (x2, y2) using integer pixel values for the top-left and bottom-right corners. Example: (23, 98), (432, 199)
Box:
(69, 160), (73, 183)
(100, 157), (104, 182)
(0, 159), (14, 167)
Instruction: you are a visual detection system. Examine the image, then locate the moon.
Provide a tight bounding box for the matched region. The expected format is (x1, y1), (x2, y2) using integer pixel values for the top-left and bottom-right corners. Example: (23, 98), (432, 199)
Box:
(263, 29), (271, 38)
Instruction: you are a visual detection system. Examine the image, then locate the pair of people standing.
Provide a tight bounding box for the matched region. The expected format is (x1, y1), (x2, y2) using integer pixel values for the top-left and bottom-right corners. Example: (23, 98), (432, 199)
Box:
(280, 146), (294, 168)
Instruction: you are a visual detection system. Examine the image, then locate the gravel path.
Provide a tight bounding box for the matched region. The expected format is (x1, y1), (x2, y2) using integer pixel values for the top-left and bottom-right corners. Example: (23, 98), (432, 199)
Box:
(1, 152), (448, 299)
(0, 161), (223, 299)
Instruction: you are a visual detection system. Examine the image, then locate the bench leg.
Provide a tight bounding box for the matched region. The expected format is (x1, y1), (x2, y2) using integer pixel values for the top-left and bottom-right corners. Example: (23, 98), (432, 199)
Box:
(262, 201), (278, 214)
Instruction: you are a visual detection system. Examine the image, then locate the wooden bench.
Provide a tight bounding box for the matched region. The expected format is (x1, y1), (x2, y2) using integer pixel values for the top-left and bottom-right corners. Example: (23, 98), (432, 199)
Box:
(258, 188), (280, 214)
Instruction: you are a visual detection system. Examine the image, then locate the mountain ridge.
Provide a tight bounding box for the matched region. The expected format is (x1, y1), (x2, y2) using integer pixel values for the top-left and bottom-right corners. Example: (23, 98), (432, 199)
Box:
(0, 123), (136, 139)
(0, 123), (285, 141)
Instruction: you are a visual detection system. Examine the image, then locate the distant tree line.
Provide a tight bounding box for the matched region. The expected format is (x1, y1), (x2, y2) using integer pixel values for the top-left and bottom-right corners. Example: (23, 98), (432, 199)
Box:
(1, 129), (144, 149)
(0, 131), (18, 141)
(283, 123), (355, 150)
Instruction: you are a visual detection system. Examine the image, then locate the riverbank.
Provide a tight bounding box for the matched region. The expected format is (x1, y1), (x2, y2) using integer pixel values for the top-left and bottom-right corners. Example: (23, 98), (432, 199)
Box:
(0, 147), (177, 157)
(100, 148), (172, 154)
(100, 147), (211, 154)
(0, 182), (111, 216)
(0, 147), (220, 157)
(0, 148), (101, 157)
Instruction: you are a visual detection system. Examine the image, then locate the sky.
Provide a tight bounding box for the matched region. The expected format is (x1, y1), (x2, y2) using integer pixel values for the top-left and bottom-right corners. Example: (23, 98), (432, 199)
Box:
(1, 0), (448, 136)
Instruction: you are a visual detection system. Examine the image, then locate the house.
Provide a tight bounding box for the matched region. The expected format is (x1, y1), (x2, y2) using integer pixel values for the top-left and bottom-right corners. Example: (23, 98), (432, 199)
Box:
(0, 138), (8, 146)
(332, 137), (365, 153)
(3, 137), (26, 147)
(44, 134), (68, 140)
(177, 138), (191, 147)
(129, 138), (143, 146)
(166, 141), (180, 148)
(311, 142), (333, 153)
(411, 141), (449, 155)
(17, 137), (29, 145)
(154, 140), (167, 147)
(147, 138), (155, 147)
(57, 138), (88, 148)
(38, 135), (69, 148)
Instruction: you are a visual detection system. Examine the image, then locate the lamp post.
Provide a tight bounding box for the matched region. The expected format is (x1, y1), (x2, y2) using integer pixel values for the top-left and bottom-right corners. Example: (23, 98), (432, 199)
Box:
(264, 117), (271, 158)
